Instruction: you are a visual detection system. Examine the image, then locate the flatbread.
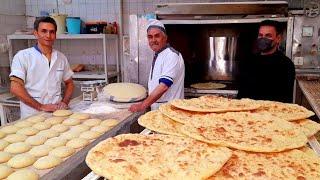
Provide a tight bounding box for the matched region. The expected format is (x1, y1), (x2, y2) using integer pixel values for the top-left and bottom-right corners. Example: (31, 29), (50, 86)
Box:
(252, 100), (315, 121)
(210, 148), (320, 179)
(291, 119), (320, 137)
(103, 83), (147, 102)
(171, 96), (260, 112)
(181, 112), (308, 152)
(159, 103), (210, 124)
(52, 110), (73, 117)
(191, 82), (226, 90)
(138, 111), (185, 137)
(86, 134), (232, 180)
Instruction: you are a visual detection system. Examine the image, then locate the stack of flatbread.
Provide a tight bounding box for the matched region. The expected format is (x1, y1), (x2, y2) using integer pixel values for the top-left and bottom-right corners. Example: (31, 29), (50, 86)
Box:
(86, 95), (320, 179)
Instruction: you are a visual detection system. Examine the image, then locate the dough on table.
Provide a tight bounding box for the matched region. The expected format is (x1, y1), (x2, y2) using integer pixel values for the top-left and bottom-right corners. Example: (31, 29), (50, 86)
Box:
(32, 122), (52, 130)
(101, 119), (119, 127)
(66, 138), (89, 149)
(83, 119), (102, 127)
(1, 125), (20, 134)
(80, 131), (101, 140)
(49, 146), (75, 158)
(4, 142), (31, 154)
(0, 131), (6, 138)
(26, 115), (46, 123)
(4, 134), (27, 143)
(0, 165), (13, 179)
(0, 140), (9, 150)
(45, 116), (66, 125)
(53, 110), (73, 117)
(37, 129), (59, 138)
(7, 153), (36, 168)
(62, 118), (81, 126)
(70, 124), (90, 133)
(103, 83), (147, 102)
(16, 127), (39, 136)
(28, 145), (53, 157)
(0, 151), (12, 163)
(50, 124), (69, 133)
(45, 137), (67, 148)
(90, 125), (111, 133)
(33, 155), (62, 170)
(7, 169), (39, 180)
(14, 121), (34, 128)
(25, 135), (48, 146)
(60, 131), (80, 140)
(69, 113), (90, 120)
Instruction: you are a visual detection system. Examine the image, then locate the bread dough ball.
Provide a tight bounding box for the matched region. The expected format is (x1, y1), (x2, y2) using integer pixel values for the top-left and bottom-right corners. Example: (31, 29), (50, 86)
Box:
(60, 131), (80, 140)
(49, 146), (75, 158)
(0, 151), (12, 163)
(32, 122), (52, 130)
(29, 145), (53, 158)
(33, 155), (62, 170)
(15, 121), (34, 128)
(45, 116), (66, 125)
(7, 153), (36, 168)
(4, 142), (31, 154)
(0, 165), (13, 179)
(17, 127), (39, 136)
(0, 140), (9, 150)
(62, 118), (81, 126)
(103, 83), (147, 102)
(7, 169), (38, 180)
(91, 125), (111, 133)
(70, 124), (90, 133)
(101, 119), (119, 127)
(26, 115), (46, 123)
(83, 119), (102, 127)
(45, 137), (67, 148)
(79, 131), (101, 140)
(69, 113), (90, 120)
(53, 110), (73, 117)
(25, 135), (48, 146)
(1, 125), (20, 134)
(50, 124), (69, 133)
(4, 134), (27, 143)
(37, 129), (59, 138)
(0, 131), (6, 138)
(66, 138), (89, 149)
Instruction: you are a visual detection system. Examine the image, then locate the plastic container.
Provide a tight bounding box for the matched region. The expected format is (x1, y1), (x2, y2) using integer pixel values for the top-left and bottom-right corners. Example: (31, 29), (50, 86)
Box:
(50, 13), (67, 34)
(66, 17), (81, 34)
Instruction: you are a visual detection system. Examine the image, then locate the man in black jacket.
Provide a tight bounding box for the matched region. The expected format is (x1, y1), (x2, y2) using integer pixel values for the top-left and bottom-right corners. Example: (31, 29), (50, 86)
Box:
(237, 20), (295, 103)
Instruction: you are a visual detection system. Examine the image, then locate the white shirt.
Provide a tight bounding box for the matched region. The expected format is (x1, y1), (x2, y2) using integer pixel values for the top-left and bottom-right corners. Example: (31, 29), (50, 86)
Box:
(9, 46), (74, 118)
(148, 46), (185, 110)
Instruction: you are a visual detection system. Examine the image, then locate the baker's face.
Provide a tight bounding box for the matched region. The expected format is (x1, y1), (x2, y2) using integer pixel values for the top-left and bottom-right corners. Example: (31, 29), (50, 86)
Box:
(34, 22), (56, 47)
(258, 25), (280, 46)
(147, 28), (167, 52)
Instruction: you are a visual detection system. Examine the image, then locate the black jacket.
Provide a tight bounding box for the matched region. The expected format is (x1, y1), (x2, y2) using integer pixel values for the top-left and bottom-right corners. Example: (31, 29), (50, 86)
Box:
(237, 51), (296, 103)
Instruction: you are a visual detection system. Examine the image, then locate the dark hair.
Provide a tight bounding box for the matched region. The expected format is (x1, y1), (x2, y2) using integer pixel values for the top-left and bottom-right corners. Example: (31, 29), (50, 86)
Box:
(258, 20), (282, 34)
(34, 16), (57, 31)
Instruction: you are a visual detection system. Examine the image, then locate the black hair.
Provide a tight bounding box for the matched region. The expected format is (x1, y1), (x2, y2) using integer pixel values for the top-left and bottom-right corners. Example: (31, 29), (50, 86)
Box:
(34, 16), (57, 31)
(258, 20), (282, 35)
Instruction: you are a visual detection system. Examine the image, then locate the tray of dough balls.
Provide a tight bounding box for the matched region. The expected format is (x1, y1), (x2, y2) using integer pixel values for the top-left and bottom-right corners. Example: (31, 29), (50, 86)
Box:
(0, 109), (133, 180)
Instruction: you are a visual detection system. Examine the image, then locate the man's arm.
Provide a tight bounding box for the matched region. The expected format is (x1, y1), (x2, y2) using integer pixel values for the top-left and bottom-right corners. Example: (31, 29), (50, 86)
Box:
(10, 78), (57, 112)
(129, 83), (169, 112)
(56, 78), (74, 109)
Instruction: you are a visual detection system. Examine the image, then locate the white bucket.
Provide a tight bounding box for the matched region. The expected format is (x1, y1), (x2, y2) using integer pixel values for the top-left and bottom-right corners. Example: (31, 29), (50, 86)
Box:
(50, 13), (67, 34)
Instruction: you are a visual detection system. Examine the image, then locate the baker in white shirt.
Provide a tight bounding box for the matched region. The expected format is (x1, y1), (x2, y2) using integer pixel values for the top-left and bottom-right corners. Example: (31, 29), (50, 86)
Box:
(9, 17), (74, 118)
(129, 19), (185, 112)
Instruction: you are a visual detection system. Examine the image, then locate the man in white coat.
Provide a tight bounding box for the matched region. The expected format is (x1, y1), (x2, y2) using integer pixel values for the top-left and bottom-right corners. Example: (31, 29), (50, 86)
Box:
(129, 19), (185, 112)
(9, 17), (74, 118)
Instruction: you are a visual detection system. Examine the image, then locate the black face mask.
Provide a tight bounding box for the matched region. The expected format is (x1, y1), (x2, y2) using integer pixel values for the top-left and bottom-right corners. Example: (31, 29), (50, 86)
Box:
(256, 37), (275, 53)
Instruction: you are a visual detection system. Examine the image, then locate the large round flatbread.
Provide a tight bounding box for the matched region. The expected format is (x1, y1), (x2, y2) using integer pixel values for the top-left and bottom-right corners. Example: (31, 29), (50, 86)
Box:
(171, 96), (260, 112)
(291, 119), (320, 137)
(138, 111), (184, 137)
(191, 82), (226, 90)
(4, 142), (31, 154)
(210, 148), (320, 179)
(7, 153), (36, 168)
(33, 155), (62, 170)
(0, 165), (13, 179)
(103, 83), (147, 102)
(159, 103), (210, 124)
(0, 151), (12, 163)
(53, 109), (73, 117)
(252, 100), (315, 121)
(86, 134), (232, 180)
(1, 125), (20, 134)
(4, 134), (27, 143)
(7, 169), (39, 180)
(181, 112), (308, 152)
(25, 135), (48, 146)
(29, 145), (53, 157)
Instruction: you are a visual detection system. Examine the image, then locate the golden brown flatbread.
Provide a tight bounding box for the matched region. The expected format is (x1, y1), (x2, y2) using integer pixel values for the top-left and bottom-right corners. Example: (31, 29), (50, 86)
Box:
(190, 82), (226, 90)
(181, 112), (308, 152)
(210, 148), (320, 179)
(290, 119), (320, 137)
(86, 134), (232, 180)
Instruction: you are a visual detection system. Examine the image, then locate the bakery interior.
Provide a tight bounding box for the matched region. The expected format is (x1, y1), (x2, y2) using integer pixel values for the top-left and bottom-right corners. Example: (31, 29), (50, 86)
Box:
(0, 0), (319, 179)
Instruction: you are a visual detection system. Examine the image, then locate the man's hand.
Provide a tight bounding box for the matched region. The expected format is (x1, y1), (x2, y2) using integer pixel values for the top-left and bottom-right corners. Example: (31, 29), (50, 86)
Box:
(40, 104), (58, 112)
(129, 103), (146, 112)
(56, 101), (69, 110)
